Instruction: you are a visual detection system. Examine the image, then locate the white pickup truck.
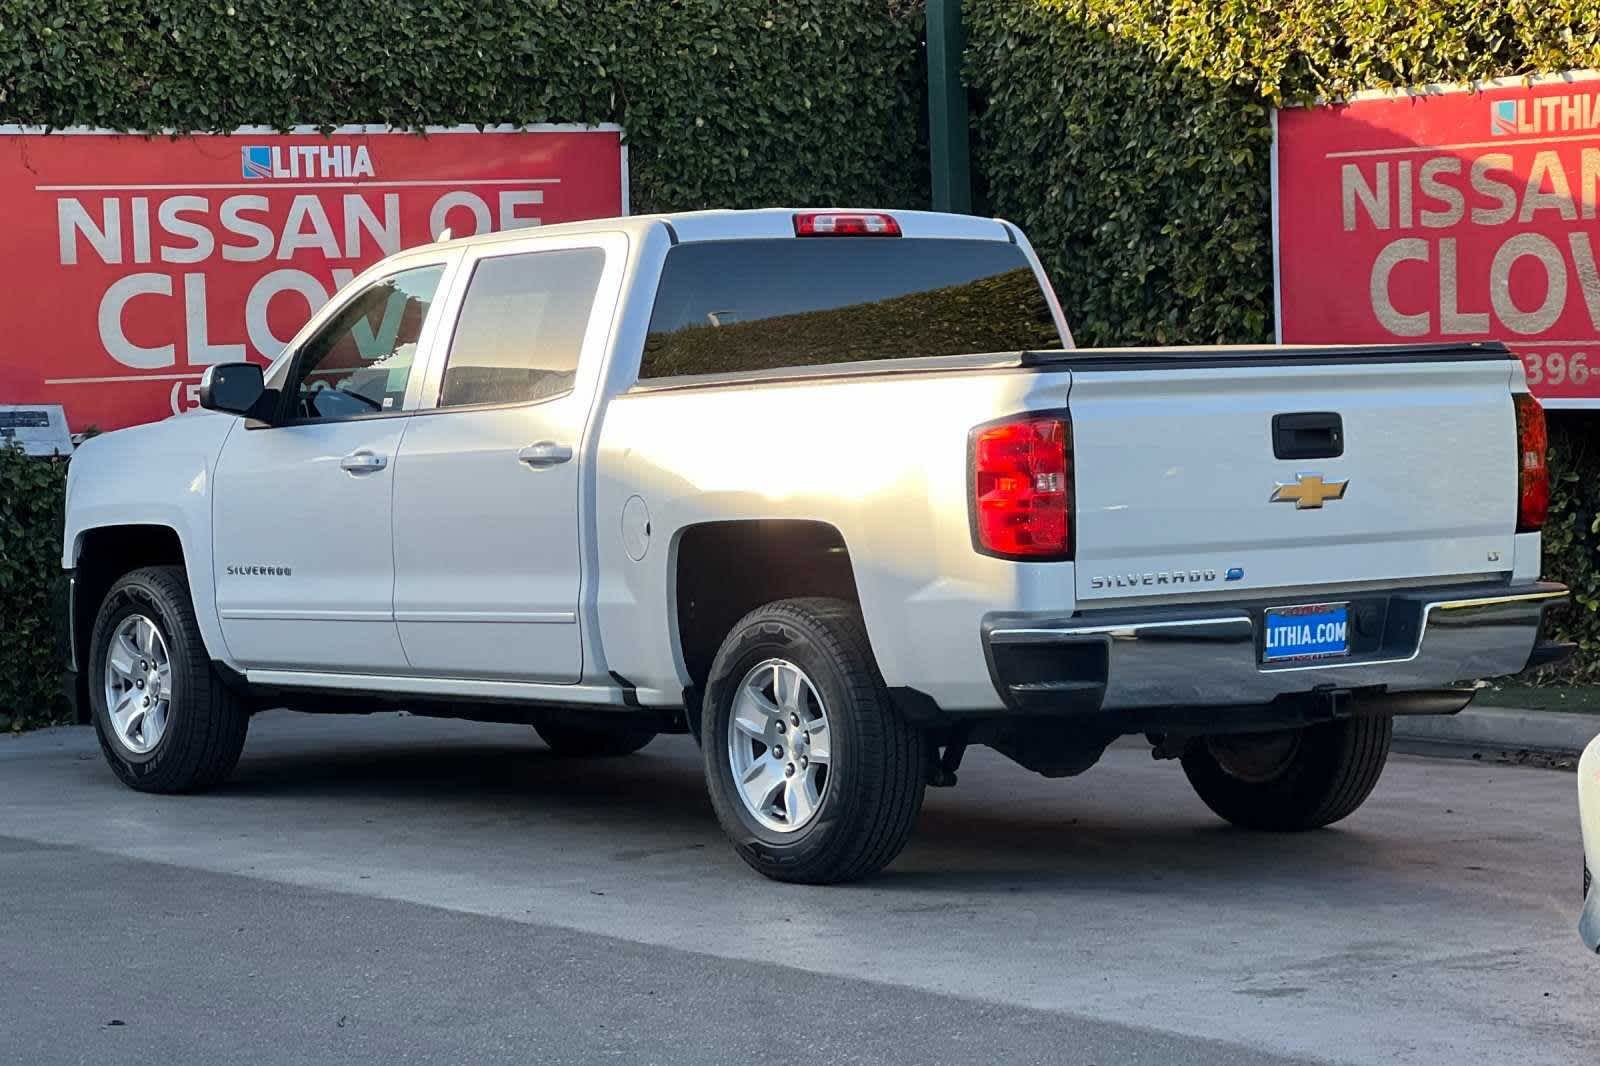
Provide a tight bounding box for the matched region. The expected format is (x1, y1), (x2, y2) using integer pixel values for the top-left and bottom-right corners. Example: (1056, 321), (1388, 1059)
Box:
(64, 208), (1570, 883)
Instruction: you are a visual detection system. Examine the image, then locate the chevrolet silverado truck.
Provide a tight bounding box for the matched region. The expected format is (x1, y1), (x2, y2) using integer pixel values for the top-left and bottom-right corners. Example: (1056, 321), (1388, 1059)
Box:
(63, 208), (1571, 883)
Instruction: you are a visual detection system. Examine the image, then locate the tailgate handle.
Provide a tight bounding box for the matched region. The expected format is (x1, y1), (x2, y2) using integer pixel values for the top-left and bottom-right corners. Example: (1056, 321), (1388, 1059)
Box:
(1272, 412), (1343, 460)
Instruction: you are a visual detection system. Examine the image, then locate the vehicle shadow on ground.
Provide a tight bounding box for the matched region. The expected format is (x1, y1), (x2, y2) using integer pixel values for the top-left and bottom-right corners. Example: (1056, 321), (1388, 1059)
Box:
(205, 728), (1436, 906)
(884, 803), (1416, 903)
(221, 737), (719, 816)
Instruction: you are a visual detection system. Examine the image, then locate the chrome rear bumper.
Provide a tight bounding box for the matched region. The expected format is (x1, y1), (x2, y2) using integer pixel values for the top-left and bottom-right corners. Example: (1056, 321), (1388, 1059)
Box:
(984, 582), (1568, 715)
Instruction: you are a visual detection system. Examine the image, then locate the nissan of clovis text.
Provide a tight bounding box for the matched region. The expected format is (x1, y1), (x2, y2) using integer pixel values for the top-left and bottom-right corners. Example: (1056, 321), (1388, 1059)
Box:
(62, 209), (1570, 883)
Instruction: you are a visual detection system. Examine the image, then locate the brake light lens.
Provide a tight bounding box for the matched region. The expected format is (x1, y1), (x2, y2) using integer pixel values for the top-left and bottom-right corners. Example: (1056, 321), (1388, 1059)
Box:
(1514, 393), (1549, 532)
(793, 211), (901, 237)
(971, 416), (1072, 558)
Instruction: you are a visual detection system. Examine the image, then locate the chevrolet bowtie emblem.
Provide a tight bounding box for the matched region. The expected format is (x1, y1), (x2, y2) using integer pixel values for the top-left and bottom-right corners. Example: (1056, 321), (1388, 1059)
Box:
(1271, 473), (1348, 509)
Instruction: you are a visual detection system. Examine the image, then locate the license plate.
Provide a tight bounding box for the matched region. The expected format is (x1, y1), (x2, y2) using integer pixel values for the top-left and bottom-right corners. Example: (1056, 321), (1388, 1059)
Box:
(1262, 603), (1349, 663)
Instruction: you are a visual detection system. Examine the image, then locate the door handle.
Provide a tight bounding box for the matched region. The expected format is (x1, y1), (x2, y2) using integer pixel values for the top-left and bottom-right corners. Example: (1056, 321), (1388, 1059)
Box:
(518, 441), (574, 468)
(339, 451), (389, 473)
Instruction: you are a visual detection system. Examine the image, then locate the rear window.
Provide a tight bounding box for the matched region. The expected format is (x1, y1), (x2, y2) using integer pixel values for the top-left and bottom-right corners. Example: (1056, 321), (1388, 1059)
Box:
(639, 238), (1059, 380)
(438, 248), (604, 408)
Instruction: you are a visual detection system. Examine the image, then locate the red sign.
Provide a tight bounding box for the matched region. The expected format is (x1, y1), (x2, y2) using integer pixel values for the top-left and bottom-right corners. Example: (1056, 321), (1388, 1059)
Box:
(0, 125), (626, 430)
(1275, 73), (1600, 406)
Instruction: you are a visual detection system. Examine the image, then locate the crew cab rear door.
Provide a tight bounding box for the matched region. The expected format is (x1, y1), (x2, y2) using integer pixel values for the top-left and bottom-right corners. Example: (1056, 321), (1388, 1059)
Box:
(389, 230), (627, 682)
(1064, 348), (1520, 603)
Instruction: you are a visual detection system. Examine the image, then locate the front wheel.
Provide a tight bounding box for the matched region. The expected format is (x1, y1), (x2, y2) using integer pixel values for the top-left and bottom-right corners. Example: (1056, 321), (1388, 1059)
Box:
(88, 565), (250, 793)
(1180, 715), (1393, 831)
(701, 598), (927, 884)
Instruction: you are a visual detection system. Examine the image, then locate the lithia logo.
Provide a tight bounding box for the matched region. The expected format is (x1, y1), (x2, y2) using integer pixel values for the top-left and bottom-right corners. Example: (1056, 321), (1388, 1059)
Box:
(241, 144), (376, 180)
(1491, 92), (1600, 136)
(226, 564), (293, 577)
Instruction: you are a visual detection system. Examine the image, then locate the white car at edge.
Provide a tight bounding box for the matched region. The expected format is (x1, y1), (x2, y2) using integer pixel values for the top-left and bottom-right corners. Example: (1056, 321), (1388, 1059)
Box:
(1582, 734), (1600, 952)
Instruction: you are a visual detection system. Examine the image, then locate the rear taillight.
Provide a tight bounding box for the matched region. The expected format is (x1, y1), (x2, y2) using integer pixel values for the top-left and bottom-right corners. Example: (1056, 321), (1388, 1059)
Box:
(1514, 392), (1549, 532)
(971, 415), (1072, 559)
(792, 211), (901, 237)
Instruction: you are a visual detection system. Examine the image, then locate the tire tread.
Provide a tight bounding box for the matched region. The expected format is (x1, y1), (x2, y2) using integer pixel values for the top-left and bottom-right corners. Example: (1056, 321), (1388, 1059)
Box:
(1181, 715), (1392, 832)
(703, 597), (925, 884)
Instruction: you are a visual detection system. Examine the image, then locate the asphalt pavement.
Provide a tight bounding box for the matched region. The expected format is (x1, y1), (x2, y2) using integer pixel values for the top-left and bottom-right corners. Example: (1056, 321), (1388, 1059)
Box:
(1, 710), (1595, 1065)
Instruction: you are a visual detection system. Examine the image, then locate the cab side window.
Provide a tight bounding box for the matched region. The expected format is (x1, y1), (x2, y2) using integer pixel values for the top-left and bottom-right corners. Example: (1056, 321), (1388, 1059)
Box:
(286, 265), (444, 421)
(437, 248), (605, 408)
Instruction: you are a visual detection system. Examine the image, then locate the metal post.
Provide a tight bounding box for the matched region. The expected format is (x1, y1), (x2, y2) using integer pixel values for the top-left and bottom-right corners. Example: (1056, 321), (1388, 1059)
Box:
(926, 0), (973, 214)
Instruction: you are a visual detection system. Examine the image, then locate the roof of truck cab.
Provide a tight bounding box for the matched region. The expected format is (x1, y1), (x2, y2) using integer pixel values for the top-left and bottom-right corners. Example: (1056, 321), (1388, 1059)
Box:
(403, 208), (1017, 256)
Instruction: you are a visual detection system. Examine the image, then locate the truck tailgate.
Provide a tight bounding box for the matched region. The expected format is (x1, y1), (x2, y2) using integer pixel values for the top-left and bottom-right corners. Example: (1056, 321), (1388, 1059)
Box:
(1060, 351), (1519, 603)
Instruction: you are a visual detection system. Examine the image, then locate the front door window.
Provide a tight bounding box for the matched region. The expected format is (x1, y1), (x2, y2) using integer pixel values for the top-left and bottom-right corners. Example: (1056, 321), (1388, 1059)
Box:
(285, 266), (444, 421)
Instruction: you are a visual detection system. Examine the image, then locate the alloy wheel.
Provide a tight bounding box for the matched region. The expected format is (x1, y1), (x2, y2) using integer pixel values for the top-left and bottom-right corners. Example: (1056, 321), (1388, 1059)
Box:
(104, 614), (173, 755)
(726, 658), (833, 833)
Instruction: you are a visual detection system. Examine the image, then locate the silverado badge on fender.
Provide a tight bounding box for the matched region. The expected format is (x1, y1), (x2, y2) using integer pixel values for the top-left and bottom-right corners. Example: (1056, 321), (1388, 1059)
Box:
(1271, 473), (1348, 509)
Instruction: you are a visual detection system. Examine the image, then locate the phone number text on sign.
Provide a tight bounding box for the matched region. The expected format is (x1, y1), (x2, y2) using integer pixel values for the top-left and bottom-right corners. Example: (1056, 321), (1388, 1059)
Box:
(0, 125), (626, 431)
(1520, 348), (1592, 390)
(1274, 72), (1600, 407)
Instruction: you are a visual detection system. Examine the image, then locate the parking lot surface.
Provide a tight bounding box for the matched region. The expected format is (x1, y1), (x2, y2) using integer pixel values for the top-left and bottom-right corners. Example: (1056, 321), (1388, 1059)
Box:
(2, 711), (1595, 1065)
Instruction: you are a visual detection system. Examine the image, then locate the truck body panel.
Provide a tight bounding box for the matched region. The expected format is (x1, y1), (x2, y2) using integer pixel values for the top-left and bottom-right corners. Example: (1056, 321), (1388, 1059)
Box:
(595, 362), (1074, 710)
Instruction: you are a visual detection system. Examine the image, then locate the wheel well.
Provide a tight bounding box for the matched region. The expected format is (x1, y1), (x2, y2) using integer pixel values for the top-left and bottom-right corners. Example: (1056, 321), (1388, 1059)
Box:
(72, 525), (186, 715)
(673, 520), (861, 690)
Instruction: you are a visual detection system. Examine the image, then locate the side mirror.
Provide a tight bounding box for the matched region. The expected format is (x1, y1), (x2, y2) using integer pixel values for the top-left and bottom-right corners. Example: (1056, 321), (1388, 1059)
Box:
(198, 363), (266, 416)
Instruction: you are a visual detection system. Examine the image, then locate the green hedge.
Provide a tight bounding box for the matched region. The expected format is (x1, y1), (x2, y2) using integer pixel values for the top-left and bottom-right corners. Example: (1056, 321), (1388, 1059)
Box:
(966, 0), (1600, 676)
(0, 447), (68, 729)
(1545, 417), (1600, 682)
(0, 0), (928, 213)
(965, 0), (1600, 346)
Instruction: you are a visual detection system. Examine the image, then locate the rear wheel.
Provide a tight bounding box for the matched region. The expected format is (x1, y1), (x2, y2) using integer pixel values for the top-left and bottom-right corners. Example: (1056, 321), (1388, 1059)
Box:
(89, 565), (249, 793)
(701, 597), (927, 884)
(533, 721), (656, 758)
(1180, 715), (1392, 831)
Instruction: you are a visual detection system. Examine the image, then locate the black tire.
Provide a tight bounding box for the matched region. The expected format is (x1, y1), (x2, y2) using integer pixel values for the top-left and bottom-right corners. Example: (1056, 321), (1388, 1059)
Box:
(88, 565), (249, 793)
(701, 597), (927, 884)
(1181, 715), (1393, 831)
(533, 721), (656, 758)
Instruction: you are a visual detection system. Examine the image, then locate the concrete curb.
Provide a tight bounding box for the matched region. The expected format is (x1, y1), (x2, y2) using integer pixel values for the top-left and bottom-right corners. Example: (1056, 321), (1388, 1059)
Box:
(1394, 705), (1600, 759)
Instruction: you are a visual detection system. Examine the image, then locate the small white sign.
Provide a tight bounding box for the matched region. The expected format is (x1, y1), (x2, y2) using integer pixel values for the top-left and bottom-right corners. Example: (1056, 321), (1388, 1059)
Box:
(0, 404), (73, 456)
